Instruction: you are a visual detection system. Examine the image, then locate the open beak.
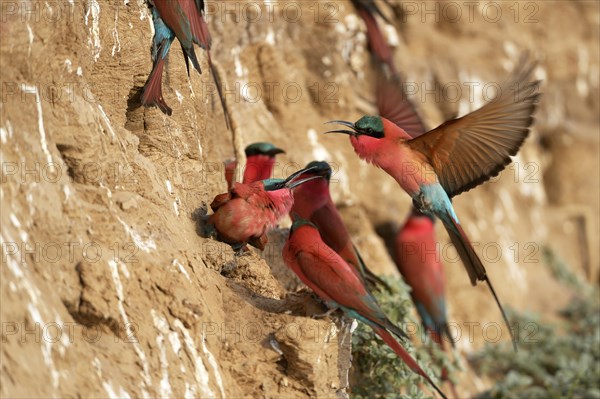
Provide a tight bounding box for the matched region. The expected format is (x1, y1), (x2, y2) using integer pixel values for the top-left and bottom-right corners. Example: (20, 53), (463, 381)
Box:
(284, 165), (325, 189)
(284, 165), (318, 185)
(287, 175), (322, 189)
(324, 120), (358, 136)
(264, 165), (321, 191)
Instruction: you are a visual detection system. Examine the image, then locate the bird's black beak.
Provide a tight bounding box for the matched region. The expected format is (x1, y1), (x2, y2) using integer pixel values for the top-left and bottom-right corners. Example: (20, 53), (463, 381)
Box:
(284, 165), (318, 184)
(324, 120), (358, 136)
(287, 175), (322, 189)
(284, 165), (324, 189)
(268, 147), (286, 156)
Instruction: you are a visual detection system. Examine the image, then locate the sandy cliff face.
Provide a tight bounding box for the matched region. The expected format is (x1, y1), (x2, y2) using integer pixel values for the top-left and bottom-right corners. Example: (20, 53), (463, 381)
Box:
(1, 1), (598, 397)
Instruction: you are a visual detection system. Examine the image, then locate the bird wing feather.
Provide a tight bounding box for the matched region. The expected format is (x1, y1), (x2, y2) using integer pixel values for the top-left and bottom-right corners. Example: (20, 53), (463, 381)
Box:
(311, 204), (349, 252)
(209, 192), (231, 211)
(295, 245), (388, 325)
(407, 54), (541, 197)
(185, 0), (212, 49)
(377, 72), (428, 138)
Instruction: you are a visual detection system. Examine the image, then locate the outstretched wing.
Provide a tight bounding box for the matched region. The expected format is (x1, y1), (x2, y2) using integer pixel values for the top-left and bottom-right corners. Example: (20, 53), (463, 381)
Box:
(407, 54), (541, 197)
(377, 71), (427, 138)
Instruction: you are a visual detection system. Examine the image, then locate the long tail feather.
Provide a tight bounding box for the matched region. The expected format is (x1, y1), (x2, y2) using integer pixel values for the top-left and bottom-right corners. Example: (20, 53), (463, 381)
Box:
(443, 216), (486, 285)
(180, 43), (191, 77)
(442, 215), (517, 352)
(442, 322), (456, 349)
(373, 326), (448, 399)
(486, 276), (518, 352)
(207, 53), (232, 130)
(428, 321), (455, 350)
(426, 328), (458, 394)
(141, 53), (172, 116)
(183, 45), (202, 74)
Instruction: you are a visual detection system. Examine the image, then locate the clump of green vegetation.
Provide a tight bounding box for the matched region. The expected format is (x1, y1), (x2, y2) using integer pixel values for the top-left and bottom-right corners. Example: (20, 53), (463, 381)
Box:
(470, 247), (600, 399)
(350, 248), (600, 399)
(350, 276), (456, 399)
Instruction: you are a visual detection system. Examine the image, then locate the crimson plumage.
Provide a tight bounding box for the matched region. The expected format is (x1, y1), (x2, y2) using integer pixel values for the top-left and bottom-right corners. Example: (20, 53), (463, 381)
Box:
(291, 161), (389, 290)
(283, 219), (447, 399)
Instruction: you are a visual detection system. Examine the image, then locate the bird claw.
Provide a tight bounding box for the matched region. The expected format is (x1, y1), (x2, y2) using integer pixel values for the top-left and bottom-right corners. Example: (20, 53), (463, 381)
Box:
(413, 192), (432, 214)
(311, 307), (339, 319)
(232, 243), (250, 256)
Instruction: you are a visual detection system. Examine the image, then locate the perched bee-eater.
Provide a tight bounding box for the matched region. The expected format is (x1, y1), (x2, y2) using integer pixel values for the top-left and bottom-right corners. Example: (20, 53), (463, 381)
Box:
(283, 217), (447, 399)
(291, 161), (389, 290)
(209, 166), (321, 251)
(224, 143), (286, 190)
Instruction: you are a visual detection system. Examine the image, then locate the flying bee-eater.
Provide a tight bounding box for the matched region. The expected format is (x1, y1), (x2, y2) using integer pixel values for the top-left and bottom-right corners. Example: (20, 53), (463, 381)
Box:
(326, 55), (541, 351)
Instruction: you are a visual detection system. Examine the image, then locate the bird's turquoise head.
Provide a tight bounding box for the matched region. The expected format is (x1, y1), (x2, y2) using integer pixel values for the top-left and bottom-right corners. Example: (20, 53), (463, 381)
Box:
(324, 115), (385, 139)
(305, 161), (332, 180)
(354, 116), (385, 138)
(245, 142), (285, 157)
(262, 164), (322, 191)
(262, 178), (286, 191)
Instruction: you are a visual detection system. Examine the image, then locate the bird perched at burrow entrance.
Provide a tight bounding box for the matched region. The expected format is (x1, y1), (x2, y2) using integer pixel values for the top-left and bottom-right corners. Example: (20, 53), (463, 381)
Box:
(209, 165), (322, 252)
(351, 0), (397, 75)
(142, 0), (230, 126)
(326, 54), (541, 351)
(283, 217), (448, 399)
(224, 142), (286, 190)
(290, 161), (389, 291)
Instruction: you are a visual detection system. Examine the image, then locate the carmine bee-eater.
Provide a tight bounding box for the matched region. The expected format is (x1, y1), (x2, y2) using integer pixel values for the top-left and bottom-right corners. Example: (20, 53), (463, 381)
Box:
(283, 218), (448, 399)
(224, 142), (286, 190)
(351, 0), (397, 75)
(326, 55), (541, 351)
(209, 166), (321, 251)
(142, 0), (230, 126)
(395, 207), (457, 391)
(290, 161), (389, 291)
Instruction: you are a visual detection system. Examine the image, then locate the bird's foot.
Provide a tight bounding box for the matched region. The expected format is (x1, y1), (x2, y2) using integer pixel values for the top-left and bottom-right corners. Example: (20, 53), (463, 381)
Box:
(232, 243), (250, 256)
(311, 307), (339, 319)
(413, 192), (436, 217)
(248, 234), (268, 251)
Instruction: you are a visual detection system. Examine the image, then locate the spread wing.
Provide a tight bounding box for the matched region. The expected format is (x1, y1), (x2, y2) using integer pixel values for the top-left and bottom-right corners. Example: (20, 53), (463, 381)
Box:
(377, 71), (427, 138)
(407, 54), (541, 197)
